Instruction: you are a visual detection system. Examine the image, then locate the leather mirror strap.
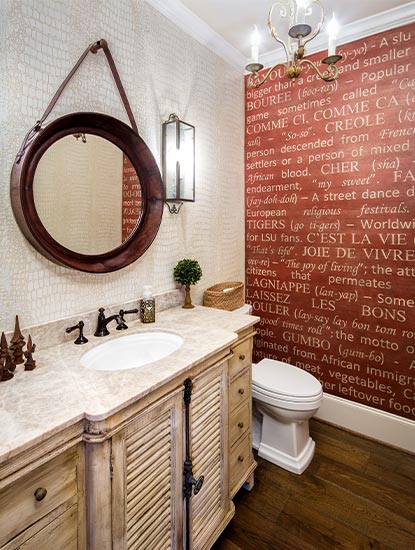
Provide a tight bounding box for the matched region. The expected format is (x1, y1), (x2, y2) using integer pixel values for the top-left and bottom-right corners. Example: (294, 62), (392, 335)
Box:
(39, 38), (138, 134)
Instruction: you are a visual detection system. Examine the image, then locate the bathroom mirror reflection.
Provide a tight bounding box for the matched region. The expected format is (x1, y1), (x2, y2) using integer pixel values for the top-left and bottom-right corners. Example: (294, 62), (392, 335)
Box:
(33, 134), (143, 255)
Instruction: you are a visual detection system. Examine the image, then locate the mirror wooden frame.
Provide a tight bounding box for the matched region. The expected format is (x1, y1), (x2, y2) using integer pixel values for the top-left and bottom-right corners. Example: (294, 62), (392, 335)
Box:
(11, 112), (164, 273)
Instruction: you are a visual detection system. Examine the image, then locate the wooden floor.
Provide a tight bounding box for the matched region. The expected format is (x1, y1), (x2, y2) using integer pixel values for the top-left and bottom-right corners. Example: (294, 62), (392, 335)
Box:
(212, 419), (415, 550)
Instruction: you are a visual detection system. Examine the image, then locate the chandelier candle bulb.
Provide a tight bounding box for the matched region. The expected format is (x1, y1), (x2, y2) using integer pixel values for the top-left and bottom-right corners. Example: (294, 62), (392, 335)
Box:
(327, 14), (339, 57)
(296, 0), (308, 25)
(250, 25), (260, 63)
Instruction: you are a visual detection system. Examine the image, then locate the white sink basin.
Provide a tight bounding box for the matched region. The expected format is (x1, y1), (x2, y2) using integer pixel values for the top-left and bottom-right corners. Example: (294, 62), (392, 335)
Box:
(80, 331), (183, 371)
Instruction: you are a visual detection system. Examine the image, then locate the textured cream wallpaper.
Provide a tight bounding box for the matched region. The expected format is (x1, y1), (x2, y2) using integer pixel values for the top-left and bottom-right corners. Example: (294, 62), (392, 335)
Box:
(0, 0), (245, 331)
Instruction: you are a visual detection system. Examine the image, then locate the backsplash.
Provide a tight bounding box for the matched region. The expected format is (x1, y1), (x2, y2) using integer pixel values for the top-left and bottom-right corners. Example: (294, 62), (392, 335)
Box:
(4, 289), (184, 351)
(0, 0), (244, 331)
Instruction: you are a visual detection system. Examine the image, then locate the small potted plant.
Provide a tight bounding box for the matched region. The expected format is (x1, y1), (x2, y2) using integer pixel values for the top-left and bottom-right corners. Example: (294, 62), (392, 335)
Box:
(173, 258), (203, 309)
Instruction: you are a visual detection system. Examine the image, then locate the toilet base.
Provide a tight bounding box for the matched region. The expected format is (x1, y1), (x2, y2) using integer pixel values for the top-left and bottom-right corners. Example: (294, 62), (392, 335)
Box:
(255, 407), (316, 474)
(258, 436), (315, 475)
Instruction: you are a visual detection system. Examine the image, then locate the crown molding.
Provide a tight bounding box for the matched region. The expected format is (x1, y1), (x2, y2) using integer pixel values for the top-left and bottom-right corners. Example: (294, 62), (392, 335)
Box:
(259, 1), (415, 69)
(145, 0), (246, 71)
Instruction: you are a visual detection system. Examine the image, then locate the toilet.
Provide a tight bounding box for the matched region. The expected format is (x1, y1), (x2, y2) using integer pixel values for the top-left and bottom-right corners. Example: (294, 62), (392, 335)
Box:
(252, 358), (323, 475)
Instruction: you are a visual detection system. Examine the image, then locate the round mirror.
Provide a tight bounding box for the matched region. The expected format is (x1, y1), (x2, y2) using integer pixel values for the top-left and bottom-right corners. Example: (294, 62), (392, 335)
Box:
(11, 113), (164, 272)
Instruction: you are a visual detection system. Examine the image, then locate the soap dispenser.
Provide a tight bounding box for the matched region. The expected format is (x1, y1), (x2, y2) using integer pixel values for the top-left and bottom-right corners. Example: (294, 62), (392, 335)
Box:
(140, 286), (155, 323)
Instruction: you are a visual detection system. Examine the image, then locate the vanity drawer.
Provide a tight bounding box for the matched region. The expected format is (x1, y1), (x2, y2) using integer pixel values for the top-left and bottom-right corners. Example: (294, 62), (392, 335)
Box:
(230, 433), (253, 490)
(0, 449), (79, 547)
(229, 339), (252, 380)
(229, 368), (251, 412)
(2, 505), (78, 550)
(230, 401), (251, 447)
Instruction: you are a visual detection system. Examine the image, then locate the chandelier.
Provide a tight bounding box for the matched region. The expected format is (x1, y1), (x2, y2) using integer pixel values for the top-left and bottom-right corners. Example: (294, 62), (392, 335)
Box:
(246, 0), (342, 88)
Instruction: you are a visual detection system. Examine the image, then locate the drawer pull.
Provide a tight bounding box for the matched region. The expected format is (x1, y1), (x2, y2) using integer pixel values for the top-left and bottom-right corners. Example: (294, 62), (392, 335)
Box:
(34, 487), (47, 501)
(239, 354), (246, 361)
(238, 388), (245, 395)
(238, 422), (244, 429)
(238, 455), (245, 462)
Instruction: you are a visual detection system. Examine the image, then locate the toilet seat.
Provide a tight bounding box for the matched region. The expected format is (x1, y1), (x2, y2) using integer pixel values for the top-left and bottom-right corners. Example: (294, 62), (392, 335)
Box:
(252, 358), (322, 400)
(252, 385), (322, 412)
(253, 384), (322, 404)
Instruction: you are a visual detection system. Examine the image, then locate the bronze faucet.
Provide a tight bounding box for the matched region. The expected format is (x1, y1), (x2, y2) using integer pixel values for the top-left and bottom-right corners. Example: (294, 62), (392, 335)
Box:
(94, 307), (138, 337)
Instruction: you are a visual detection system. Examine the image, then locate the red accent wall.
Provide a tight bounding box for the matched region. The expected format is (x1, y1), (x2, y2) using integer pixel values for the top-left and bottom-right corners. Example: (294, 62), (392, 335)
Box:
(245, 24), (415, 420)
(122, 154), (142, 241)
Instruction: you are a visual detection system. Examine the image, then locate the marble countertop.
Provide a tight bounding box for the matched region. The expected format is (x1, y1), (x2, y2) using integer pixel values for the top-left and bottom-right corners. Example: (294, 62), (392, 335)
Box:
(0, 306), (258, 465)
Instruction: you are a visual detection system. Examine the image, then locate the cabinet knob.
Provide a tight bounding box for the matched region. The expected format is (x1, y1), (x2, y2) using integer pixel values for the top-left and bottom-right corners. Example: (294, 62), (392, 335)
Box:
(238, 422), (244, 429)
(34, 487), (47, 501)
(239, 354), (246, 361)
(238, 455), (245, 462)
(238, 388), (245, 395)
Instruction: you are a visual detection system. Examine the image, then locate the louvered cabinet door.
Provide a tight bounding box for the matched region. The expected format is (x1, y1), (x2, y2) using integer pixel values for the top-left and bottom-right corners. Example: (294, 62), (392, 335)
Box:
(189, 361), (232, 550)
(111, 390), (183, 550)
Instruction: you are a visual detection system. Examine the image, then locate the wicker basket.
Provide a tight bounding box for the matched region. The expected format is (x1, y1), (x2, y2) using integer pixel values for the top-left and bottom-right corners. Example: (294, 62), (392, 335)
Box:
(203, 281), (244, 311)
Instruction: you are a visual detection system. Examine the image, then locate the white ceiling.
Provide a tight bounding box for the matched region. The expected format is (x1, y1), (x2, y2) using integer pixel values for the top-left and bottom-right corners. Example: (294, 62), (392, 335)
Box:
(179, 0), (413, 58)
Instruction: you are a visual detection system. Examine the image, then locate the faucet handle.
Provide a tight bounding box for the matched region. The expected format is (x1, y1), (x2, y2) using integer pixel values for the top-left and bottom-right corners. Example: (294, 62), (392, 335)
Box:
(121, 308), (139, 316)
(66, 320), (88, 345)
(116, 308), (139, 331)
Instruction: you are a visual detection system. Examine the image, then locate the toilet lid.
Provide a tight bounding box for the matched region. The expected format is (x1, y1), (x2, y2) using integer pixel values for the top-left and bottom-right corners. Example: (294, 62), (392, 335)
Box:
(252, 358), (322, 398)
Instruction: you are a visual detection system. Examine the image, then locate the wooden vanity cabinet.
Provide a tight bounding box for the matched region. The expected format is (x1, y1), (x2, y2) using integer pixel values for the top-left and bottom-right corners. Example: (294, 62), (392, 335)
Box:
(0, 438), (85, 550)
(228, 330), (256, 498)
(111, 388), (184, 549)
(0, 327), (256, 550)
(188, 361), (232, 549)
(90, 358), (232, 550)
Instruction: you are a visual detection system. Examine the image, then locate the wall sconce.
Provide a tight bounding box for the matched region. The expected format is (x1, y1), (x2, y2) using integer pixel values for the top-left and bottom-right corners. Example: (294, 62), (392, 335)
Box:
(162, 113), (195, 214)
